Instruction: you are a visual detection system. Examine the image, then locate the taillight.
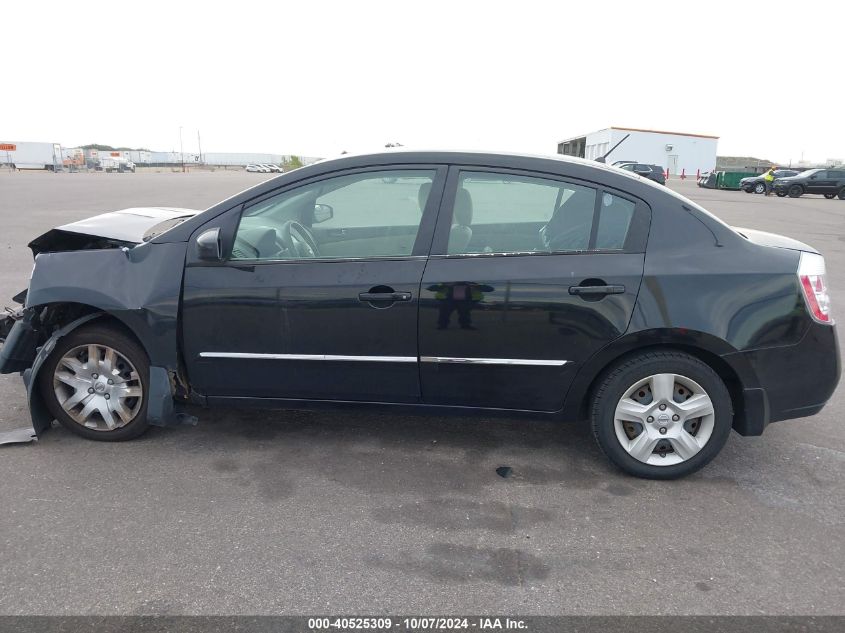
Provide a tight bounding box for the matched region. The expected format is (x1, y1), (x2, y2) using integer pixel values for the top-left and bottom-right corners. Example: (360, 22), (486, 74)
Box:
(798, 252), (833, 324)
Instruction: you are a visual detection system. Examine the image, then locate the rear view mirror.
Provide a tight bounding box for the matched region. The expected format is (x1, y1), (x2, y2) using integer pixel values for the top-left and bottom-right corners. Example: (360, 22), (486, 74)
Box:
(313, 203), (334, 223)
(196, 227), (222, 261)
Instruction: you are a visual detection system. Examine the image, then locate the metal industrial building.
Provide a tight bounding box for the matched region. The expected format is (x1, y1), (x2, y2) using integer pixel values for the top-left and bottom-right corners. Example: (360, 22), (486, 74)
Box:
(557, 126), (719, 176)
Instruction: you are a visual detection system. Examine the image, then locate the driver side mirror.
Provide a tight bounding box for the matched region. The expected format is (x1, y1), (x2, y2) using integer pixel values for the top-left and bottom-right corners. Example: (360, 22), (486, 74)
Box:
(312, 203), (334, 223)
(196, 227), (222, 261)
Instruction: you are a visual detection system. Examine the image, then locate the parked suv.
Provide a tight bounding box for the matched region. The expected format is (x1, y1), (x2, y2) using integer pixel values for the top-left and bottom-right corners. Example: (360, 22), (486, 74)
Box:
(0, 151), (839, 479)
(617, 162), (666, 185)
(772, 168), (845, 199)
(740, 170), (799, 194)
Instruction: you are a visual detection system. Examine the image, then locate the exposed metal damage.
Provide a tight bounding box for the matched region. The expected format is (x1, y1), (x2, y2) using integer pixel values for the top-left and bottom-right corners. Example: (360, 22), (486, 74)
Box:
(0, 207), (200, 445)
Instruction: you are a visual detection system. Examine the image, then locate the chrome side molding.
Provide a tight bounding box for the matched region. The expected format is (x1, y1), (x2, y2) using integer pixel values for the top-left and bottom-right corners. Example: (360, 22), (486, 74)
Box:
(199, 353), (570, 367)
(420, 356), (569, 366)
(199, 352), (417, 363)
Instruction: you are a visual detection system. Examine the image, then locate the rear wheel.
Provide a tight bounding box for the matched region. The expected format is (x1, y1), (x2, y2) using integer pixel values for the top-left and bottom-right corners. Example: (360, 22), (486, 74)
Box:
(753, 182), (766, 194)
(39, 324), (150, 441)
(788, 184), (803, 198)
(591, 351), (732, 479)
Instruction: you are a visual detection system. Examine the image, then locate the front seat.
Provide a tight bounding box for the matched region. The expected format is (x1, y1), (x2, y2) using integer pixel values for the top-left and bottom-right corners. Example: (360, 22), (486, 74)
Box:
(448, 188), (474, 253)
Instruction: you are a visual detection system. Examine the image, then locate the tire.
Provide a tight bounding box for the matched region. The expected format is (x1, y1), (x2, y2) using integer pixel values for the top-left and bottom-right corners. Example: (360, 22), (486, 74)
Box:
(753, 182), (766, 194)
(743, 187), (754, 194)
(776, 192), (786, 197)
(839, 188), (845, 200)
(788, 184), (803, 198)
(38, 323), (150, 441)
(591, 351), (732, 479)
(824, 193), (836, 199)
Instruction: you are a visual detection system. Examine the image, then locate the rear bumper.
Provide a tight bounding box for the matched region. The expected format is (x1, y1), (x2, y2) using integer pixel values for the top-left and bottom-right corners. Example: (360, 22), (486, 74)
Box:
(729, 322), (840, 435)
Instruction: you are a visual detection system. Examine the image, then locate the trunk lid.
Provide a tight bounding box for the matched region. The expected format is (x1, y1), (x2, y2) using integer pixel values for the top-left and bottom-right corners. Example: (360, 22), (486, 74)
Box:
(732, 227), (818, 254)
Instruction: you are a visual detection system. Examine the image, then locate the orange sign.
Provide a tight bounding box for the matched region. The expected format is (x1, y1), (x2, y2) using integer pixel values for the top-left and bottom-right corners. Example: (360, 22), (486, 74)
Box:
(110, 152), (120, 157)
(0, 143), (16, 151)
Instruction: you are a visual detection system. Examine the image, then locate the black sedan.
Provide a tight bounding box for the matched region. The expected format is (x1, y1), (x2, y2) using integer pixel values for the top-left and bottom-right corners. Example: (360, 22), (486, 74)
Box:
(0, 151), (840, 479)
(739, 170), (798, 194)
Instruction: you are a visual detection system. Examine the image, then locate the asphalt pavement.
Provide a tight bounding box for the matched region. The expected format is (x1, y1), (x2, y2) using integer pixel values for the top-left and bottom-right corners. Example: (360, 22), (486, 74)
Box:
(0, 169), (842, 615)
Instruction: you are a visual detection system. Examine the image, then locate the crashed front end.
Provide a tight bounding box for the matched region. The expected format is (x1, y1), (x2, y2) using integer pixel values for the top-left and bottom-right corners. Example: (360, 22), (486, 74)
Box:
(0, 207), (199, 443)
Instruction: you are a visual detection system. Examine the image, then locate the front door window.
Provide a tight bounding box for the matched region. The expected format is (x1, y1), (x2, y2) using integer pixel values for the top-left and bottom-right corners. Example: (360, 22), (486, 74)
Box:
(232, 170), (436, 261)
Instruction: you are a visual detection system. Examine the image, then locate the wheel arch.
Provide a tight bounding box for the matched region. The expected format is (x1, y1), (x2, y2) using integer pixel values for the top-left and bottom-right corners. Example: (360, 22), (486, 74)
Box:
(561, 329), (758, 434)
(32, 301), (151, 361)
(23, 302), (183, 434)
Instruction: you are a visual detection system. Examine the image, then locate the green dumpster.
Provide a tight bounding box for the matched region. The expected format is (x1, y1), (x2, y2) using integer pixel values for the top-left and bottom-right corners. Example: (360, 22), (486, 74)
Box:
(716, 171), (757, 190)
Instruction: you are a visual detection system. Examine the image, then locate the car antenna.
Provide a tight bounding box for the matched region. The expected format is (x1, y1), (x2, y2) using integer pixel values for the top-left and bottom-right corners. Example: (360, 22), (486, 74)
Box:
(682, 205), (723, 247)
(595, 133), (630, 164)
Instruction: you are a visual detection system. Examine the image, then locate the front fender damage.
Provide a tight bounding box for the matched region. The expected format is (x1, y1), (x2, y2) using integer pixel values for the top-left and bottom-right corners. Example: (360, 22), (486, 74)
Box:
(0, 312), (196, 446)
(2, 240), (198, 445)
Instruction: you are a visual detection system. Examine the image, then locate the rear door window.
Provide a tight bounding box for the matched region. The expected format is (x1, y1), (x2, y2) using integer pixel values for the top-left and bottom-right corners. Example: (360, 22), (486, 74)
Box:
(438, 170), (646, 256)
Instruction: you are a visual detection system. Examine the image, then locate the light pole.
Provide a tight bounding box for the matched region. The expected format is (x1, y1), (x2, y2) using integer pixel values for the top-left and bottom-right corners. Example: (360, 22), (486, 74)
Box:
(179, 126), (185, 173)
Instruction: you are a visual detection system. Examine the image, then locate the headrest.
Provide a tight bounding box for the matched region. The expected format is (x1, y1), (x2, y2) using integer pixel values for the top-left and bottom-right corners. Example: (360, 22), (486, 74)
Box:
(454, 187), (473, 226)
(418, 182), (432, 211)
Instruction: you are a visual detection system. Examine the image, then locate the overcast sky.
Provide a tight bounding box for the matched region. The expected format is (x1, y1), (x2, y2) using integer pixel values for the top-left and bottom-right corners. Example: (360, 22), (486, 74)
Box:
(4, 1), (843, 164)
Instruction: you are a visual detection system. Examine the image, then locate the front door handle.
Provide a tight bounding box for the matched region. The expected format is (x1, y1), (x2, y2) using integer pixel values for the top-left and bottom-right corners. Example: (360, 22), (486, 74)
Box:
(569, 284), (625, 296)
(358, 291), (412, 302)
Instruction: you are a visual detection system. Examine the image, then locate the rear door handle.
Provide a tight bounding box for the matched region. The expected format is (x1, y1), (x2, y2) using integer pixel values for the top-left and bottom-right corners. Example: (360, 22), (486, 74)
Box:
(568, 285), (625, 295)
(358, 292), (412, 302)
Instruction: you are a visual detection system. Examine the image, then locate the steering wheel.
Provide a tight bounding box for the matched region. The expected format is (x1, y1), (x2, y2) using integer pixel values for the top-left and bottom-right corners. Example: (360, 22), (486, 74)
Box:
(278, 220), (320, 258)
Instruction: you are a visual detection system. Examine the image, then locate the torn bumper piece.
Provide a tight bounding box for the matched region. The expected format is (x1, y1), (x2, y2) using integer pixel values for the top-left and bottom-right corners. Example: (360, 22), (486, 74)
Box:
(0, 427), (37, 445)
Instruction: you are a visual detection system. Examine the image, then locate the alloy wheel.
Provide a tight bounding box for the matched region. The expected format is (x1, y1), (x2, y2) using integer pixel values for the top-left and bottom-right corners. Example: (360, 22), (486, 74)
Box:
(52, 344), (144, 431)
(613, 373), (716, 466)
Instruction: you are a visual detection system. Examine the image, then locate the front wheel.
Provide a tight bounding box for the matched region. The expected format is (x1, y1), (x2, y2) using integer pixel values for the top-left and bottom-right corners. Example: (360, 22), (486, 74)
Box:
(39, 323), (150, 441)
(753, 182), (766, 194)
(788, 184), (803, 198)
(824, 193), (836, 199)
(591, 351), (732, 479)
(839, 187), (845, 200)
(776, 191), (787, 197)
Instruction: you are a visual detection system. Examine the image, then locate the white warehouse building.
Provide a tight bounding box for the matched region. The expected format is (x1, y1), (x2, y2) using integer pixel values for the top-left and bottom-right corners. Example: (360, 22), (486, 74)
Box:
(557, 126), (719, 176)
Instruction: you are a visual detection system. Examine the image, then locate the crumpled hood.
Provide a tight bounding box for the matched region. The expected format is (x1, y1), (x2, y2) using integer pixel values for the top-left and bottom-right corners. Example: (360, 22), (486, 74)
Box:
(733, 227), (818, 253)
(29, 207), (200, 255)
(52, 207), (199, 242)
